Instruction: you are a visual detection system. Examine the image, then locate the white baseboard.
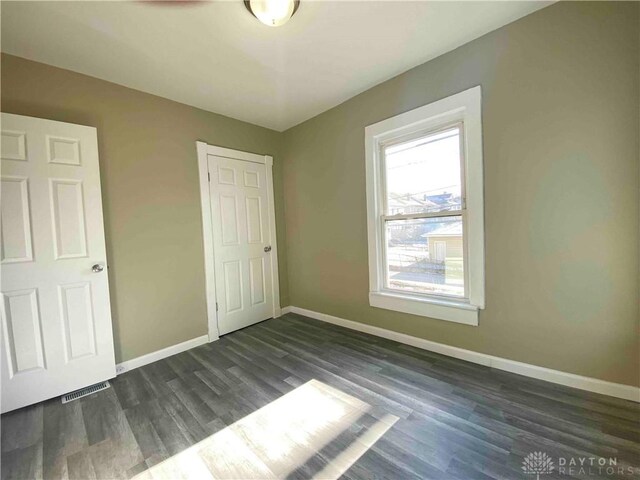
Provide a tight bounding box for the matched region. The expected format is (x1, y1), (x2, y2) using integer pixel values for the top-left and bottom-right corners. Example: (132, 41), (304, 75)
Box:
(283, 306), (640, 403)
(116, 335), (209, 375)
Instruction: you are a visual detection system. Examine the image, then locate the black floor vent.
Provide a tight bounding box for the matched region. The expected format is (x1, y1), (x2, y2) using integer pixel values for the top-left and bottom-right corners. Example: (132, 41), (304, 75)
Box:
(61, 381), (110, 404)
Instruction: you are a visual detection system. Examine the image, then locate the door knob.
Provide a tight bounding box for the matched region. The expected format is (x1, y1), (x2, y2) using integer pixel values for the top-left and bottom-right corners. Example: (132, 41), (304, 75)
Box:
(264, 246), (272, 252)
(92, 264), (105, 273)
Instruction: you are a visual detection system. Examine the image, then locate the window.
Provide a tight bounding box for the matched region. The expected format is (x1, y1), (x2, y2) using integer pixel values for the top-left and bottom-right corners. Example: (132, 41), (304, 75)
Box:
(365, 87), (484, 325)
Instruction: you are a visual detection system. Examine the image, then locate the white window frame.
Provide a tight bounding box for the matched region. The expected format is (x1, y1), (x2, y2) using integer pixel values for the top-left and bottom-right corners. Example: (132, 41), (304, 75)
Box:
(365, 86), (484, 326)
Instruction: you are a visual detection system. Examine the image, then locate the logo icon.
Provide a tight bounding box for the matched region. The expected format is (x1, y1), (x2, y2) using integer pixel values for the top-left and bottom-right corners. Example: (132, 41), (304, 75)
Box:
(522, 451), (555, 479)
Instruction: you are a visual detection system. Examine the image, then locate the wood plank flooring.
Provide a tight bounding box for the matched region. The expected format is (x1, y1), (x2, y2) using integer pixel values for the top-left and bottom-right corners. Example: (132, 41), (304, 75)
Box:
(2, 313), (639, 479)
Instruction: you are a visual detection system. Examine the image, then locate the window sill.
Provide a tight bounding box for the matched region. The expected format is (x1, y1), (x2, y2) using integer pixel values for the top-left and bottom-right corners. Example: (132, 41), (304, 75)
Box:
(369, 291), (479, 326)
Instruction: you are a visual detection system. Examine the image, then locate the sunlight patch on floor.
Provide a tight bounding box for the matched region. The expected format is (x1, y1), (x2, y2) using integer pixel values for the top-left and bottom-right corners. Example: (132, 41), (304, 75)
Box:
(133, 379), (398, 479)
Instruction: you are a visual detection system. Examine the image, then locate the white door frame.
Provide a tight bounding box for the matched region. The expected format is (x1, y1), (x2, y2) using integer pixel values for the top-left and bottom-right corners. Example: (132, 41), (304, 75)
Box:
(196, 141), (281, 341)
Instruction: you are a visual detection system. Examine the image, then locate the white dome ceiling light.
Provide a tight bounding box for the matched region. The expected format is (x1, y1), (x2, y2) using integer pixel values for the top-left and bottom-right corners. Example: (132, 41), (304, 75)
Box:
(244, 0), (300, 27)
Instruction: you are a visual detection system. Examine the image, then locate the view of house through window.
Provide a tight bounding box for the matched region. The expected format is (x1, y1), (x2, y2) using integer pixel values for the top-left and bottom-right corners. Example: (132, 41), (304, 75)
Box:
(383, 125), (466, 298)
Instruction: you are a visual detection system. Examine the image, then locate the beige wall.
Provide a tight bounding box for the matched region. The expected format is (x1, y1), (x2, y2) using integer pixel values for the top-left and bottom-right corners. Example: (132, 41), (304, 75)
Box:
(281, 1), (640, 386)
(1, 53), (289, 363)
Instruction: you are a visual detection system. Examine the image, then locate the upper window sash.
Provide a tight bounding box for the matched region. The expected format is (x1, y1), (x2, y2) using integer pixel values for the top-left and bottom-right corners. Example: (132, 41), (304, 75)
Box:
(379, 122), (466, 219)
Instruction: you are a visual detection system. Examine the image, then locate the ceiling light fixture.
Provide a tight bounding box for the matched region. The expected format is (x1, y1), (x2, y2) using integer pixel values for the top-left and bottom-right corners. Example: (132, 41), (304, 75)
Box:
(244, 0), (300, 27)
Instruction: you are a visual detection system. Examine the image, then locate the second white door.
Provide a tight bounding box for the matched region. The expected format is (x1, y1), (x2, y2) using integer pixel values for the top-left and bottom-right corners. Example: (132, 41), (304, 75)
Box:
(208, 154), (274, 335)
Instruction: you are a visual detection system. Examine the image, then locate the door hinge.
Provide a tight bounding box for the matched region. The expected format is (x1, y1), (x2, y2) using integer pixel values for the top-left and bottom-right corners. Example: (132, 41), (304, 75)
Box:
(216, 302), (218, 312)
(208, 172), (210, 182)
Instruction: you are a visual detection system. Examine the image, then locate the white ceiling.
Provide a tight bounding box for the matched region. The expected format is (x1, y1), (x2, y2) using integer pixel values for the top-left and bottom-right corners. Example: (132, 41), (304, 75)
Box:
(2, 1), (550, 131)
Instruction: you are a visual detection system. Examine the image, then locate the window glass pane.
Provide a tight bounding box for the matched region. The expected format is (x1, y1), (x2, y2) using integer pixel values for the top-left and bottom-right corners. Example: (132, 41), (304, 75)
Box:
(385, 126), (462, 215)
(385, 216), (465, 298)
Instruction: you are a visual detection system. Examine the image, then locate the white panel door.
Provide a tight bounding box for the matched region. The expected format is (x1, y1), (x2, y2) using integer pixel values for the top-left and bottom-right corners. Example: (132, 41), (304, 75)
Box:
(0, 113), (116, 413)
(208, 155), (274, 335)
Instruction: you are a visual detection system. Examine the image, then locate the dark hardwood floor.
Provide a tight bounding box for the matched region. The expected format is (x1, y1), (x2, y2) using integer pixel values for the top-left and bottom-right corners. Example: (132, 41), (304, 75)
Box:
(2, 313), (639, 479)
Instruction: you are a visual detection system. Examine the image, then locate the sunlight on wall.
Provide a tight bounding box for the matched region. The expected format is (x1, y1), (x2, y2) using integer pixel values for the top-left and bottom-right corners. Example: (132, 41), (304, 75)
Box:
(133, 379), (398, 479)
